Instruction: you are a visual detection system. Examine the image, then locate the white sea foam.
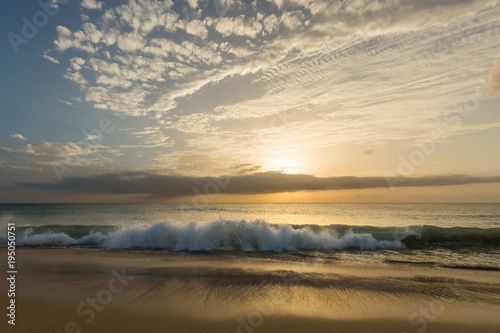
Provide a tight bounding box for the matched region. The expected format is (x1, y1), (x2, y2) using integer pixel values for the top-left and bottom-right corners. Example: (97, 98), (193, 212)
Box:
(13, 220), (405, 251)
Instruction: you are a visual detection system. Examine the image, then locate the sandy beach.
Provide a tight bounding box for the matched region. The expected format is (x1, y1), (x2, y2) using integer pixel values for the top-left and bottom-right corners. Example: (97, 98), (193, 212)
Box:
(1, 247), (499, 333)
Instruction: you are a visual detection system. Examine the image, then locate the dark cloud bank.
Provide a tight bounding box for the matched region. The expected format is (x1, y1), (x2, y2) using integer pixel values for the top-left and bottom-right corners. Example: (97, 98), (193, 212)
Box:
(19, 171), (500, 199)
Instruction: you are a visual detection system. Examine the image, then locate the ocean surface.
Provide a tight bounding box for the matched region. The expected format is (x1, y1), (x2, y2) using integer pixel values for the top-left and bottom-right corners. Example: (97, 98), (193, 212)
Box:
(1, 203), (499, 269)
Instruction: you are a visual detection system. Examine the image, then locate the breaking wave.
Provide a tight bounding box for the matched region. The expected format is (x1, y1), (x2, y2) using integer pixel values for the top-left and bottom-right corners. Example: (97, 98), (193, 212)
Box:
(1, 220), (499, 252)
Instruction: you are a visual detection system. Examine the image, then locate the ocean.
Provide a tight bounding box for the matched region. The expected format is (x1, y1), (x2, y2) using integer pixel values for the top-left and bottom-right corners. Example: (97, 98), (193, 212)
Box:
(1, 203), (499, 269)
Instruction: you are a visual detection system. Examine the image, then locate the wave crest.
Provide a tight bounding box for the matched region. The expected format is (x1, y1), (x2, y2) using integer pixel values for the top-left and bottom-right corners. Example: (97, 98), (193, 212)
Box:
(4, 220), (499, 251)
(12, 220), (404, 251)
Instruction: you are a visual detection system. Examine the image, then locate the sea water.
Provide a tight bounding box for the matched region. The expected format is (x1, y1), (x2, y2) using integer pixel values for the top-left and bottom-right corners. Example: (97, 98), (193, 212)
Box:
(1, 203), (499, 269)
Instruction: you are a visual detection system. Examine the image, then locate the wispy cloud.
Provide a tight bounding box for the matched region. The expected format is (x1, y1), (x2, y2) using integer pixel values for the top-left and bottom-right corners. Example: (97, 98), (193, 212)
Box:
(10, 133), (28, 142)
(50, 0), (496, 117)
(42, 54), (60, 64)
(120, 127), (174, 148)
(5, 0), (491, 186)
(487, 61), (500, 95)
(0, 137), (119, 168)
(47, 0), (500, 168)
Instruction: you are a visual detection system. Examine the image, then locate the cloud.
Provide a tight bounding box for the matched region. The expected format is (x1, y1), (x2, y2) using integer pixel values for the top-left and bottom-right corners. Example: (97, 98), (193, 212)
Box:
(212, 0), (243, 16)
(279, 11), (304, 30)
(51, 0), (495, 123)
(43, 0), (500, 176)
(185, 0), (198, 9)
(10, 134), (28, 142)
(120, 127), (174, 148)
(84, 134), (103, 141)
(0, 140), (118, 168)
(231, 164), (262, 174)
(117, 33), (146, 52)
(151, 151), (230, 176)
(364, 149), (376, 155)
(19, 171), (500, 198)
(54, 25), (97, 53)
(213, 16), (263, 38)
(184, 20), (209, 39)
(58, 99), (73, 105)
(42, 54), (60, 64)
(487, 61), (500, 95)
(81, 0), (103, 10)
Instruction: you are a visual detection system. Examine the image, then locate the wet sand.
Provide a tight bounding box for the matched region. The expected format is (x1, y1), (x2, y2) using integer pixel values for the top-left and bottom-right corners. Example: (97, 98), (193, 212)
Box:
(1, 248), (499, 333)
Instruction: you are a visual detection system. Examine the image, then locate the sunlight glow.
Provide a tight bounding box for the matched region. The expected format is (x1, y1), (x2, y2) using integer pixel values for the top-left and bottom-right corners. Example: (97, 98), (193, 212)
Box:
(266, 159), (302, 174)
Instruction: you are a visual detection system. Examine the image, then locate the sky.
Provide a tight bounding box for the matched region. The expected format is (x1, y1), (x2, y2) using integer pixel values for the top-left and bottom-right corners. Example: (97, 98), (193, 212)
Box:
(1, 0), (500, 203)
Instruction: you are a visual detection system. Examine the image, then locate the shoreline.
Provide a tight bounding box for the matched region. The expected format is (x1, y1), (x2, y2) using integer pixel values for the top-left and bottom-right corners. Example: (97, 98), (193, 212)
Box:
(1, 247), (499, 332)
